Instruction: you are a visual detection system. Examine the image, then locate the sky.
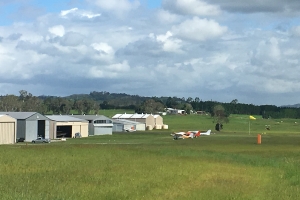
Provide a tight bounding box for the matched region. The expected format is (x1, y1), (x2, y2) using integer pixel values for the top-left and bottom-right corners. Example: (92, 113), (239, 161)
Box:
(1, 0), (300, 106)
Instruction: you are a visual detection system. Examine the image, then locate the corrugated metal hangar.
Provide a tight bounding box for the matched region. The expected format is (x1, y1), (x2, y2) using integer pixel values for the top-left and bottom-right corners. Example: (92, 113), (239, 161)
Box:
(70, 115), (113, 135)
(46, 115), (89, 138)
(0, 115), (16, 144)
(112, 113), (156, 130)
(0, 112), (51, 142)
(112, 119), (146, 132)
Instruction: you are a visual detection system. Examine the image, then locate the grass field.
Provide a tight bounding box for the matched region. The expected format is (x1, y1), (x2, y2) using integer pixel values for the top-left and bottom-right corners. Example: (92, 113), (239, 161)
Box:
(1, 113), (300, 199)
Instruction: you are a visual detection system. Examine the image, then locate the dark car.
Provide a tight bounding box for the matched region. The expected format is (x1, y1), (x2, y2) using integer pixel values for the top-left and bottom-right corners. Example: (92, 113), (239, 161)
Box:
(16, 138), (25, 143)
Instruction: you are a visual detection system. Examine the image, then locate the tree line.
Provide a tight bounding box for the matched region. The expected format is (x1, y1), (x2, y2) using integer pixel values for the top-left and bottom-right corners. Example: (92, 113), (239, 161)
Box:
(0, 90), (300, 119)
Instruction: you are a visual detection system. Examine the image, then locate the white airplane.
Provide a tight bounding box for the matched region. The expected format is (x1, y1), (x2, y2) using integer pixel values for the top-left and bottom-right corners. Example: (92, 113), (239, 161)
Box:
(172, 130), (211, 140)
(124, 126), (136, 132)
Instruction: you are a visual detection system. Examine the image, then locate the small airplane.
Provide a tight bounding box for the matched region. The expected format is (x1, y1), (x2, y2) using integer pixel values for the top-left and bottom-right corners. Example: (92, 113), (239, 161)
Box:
(171, 130), (211, 140)
(124, 126), (136, 132)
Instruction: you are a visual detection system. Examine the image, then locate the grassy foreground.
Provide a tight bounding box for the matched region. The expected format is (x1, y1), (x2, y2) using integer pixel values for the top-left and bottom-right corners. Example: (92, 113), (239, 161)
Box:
(1, 132), (300, 200)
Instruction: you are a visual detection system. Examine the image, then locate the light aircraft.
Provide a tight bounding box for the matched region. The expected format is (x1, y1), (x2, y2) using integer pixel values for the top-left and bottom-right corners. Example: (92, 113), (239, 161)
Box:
(124, 126), (136, 132)
(171, 130), (211, 140)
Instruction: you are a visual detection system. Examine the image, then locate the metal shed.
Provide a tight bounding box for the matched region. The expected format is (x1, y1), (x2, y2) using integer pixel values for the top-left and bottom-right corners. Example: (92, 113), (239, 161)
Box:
(46, 115), (89, 138)
(112, 119), (146, 132)
(0, 112), (52, 142)
(0, 115), (16, 144)
(70, 115), (113, 136)
(112, 113), (155, 130)
(154, 115), (164, 129)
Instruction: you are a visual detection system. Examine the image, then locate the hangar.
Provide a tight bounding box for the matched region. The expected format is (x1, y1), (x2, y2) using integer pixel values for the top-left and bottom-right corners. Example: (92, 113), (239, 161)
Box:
(46, 115), (89, 138)
(70, 115), (113, 136)
(0, 115), (16, 144)
(112, 119), (146, 132)
(0, 112), (51, 142)
(154, 115), (163, 129)
(112, 113), (155, 130)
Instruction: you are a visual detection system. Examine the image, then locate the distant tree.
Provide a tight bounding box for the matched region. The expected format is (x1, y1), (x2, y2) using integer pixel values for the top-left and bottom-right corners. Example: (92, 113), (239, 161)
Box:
(22, 96), (44, 113)
(137, 99), (164, 114)
(0, 95), (21, 111)
(166, 97), (178, 108)
(211, 104), (229, 131)
(74, 100), (84, 115)
(230, 99), (238, 104)
(182, 103), (193, 114)
(186, 97), (193, 103)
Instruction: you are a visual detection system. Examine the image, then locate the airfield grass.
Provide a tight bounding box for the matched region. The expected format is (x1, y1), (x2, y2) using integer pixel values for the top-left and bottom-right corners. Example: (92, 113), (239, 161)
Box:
(1, 113), (300, 199)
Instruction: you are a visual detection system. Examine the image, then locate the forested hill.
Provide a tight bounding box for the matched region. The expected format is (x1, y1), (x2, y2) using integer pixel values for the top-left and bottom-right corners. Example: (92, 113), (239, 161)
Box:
(2, 90), (300, 118)
(64, 91), (184, 107)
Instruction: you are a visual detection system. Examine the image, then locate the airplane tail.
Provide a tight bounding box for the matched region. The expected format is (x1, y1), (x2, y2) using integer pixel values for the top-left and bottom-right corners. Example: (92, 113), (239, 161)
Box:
(201, 130), (211, 136)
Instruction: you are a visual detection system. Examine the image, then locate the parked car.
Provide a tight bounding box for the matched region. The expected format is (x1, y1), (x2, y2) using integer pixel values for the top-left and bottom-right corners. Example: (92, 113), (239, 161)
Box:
(32, 137), (51, 143)
(16, 138), (25, 143)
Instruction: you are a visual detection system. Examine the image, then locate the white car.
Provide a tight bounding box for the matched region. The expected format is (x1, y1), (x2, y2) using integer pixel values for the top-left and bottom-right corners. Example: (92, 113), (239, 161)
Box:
(32, 137), (51, 143)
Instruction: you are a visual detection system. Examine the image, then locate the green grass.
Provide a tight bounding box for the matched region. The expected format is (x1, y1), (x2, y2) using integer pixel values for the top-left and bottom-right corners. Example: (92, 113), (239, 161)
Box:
(1, 114), (300, 199)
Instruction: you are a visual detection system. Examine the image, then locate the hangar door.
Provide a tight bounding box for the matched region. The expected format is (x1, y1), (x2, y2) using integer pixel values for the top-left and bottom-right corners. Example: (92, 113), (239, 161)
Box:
(0, 122), (15, 144)
(57, 126), (72, 138)
(113, 124), (123, 132)
(94, 126), (112, 135)
(37, 120), (45, 138)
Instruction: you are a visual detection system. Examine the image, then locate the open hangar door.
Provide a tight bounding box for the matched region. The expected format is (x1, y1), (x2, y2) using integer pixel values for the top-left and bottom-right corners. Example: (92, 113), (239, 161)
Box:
(56, 126), (72, 138)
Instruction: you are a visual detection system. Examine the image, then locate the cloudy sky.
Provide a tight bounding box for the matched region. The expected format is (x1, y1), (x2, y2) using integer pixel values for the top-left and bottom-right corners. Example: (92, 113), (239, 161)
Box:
(1, 0), (300, 106)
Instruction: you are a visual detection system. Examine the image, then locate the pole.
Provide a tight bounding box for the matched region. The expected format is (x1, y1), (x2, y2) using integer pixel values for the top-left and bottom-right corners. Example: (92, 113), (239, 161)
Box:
(249, 120), (250, 135)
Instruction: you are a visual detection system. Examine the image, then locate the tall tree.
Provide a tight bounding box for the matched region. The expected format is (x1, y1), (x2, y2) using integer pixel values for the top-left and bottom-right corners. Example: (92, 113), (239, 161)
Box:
(0, 95), (21, 111)
(211, 104), (229, 131)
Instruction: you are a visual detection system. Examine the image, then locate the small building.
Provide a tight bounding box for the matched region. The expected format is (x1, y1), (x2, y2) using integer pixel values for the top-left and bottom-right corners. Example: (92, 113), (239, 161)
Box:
(70, 115), (113, 135)
(112, 119), (146, 132)
(112, 113), (155, 130)
(0, 112), (52, 142)
(153, 115), (164, 129)
(46, 115), (89, 138)
(166, 108), (186, 115)
(0, 115), (17, 144)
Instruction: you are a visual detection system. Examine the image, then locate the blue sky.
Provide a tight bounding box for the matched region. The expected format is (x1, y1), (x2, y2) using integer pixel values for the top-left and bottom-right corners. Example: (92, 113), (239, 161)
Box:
(1, 0), (300, 106)
(0, 0), (162, 25)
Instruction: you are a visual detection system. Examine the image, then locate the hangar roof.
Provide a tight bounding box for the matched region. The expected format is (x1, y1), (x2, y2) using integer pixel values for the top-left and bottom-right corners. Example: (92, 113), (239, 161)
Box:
(69, 115), (111, 121)
(46, 115), (88, 122)
(112, 119), (145, 125)
(0, 112), (37, 119)
(113, 113), (154, 119)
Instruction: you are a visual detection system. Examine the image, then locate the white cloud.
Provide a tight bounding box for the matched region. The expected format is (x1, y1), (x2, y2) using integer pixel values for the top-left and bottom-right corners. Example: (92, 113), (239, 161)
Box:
(91, 42), (115, 62)
(163, 0), (221, 16)
(156, 31), (183, 53)
(88, 0), (140, 15)
(290, 26), (300, 37)
(252, 37), (281, 65)
(2, 1), (300, 105)
(172, 17), (228, 41)
(61, 8), (78, 16)
(156, 9), (180, 24)
(60, 7), (101, 19)
(48, 25), (65, 37)
(88, 60), (131, 78)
